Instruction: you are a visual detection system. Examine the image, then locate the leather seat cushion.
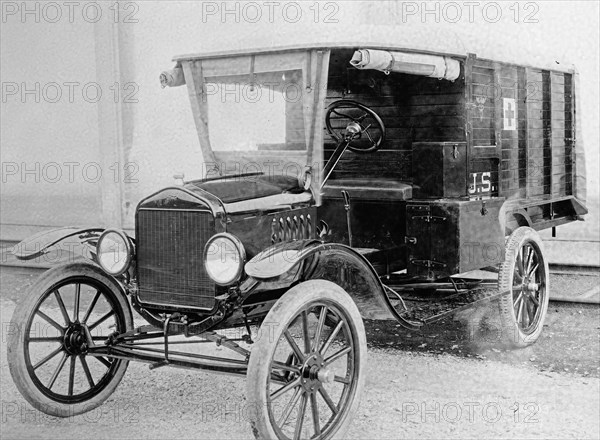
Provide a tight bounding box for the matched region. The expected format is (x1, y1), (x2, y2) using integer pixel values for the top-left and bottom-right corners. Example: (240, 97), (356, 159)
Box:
(323, 178), (413, 201)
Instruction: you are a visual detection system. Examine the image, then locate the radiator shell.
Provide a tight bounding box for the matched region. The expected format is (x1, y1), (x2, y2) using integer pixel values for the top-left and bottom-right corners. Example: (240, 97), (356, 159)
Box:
(136, 207), (216, 310)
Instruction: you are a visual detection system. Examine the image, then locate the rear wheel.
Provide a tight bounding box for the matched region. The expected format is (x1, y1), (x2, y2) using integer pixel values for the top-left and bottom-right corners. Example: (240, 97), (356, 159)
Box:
(246, 280), (367, 440)
(498, 227), (549, 347)
(8, 262), (132, 417)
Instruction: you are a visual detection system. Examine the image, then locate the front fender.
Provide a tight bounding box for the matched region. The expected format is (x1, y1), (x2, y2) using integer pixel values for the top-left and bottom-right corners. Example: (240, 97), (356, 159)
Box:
(11, 227), (107, 262)
(245, 241), (422, 329)
(244, 239), (321, 279)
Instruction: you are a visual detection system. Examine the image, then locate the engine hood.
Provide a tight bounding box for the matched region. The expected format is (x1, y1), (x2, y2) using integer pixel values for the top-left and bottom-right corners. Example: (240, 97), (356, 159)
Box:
(137, 174), (312, 215)
(186, 173), (305, 204)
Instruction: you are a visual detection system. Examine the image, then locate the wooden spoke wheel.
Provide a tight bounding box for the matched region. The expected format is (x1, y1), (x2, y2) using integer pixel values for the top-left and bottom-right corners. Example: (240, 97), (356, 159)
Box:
(246, 280), (367, 440)
(8, 263), (132, 417)
(498, 227), (549, 347)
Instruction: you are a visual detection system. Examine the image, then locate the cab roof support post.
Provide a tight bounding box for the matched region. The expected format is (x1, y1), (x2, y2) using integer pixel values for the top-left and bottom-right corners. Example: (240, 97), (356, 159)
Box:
(305, 50), (330, 206)
(181, 60), (219, 171)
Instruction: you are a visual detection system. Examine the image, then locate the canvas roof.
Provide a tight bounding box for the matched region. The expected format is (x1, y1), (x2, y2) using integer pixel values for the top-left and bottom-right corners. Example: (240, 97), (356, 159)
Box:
(172, 24), (575, 73)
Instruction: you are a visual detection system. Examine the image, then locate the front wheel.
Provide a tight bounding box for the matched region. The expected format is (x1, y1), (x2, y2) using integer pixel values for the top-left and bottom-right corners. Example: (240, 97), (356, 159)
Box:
(246, 280), (367, 440)
(497, 227), (549, 347)
(7, 262), (133, 417)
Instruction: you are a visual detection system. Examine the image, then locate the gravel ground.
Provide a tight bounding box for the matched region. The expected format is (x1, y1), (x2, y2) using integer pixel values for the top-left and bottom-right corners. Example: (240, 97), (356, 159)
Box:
(1, 267), (598, 439)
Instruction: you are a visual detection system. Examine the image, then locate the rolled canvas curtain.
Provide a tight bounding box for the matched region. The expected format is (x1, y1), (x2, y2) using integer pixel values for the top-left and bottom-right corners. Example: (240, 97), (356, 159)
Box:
(160, 65), (186, 88)
(350, 49), (460, 81)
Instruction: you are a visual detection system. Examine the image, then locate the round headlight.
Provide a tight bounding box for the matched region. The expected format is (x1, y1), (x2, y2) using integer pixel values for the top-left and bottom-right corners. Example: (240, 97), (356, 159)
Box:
(97, 229), (133, 276)
(203, 233), (246, 286)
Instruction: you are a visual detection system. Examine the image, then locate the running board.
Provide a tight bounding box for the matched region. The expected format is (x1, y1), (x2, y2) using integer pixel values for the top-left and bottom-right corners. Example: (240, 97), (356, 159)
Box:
(388, 287), (507, 325)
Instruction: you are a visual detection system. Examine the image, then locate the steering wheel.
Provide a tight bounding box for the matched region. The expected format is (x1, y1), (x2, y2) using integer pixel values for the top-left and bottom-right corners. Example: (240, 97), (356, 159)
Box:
(325, 100), (386, 154)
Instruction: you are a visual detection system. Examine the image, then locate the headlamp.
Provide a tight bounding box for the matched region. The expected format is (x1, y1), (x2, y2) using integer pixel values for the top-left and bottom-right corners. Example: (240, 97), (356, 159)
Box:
(203, 233), (246, 285)
(96, 229), (133, 276)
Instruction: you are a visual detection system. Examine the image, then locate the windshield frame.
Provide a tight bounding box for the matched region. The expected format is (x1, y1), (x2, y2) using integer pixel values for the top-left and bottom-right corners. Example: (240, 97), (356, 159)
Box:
(179, 49), (330, 204)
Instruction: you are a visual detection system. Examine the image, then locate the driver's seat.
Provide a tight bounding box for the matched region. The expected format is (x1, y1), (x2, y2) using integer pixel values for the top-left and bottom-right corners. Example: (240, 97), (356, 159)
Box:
(322, 178), (412, 201)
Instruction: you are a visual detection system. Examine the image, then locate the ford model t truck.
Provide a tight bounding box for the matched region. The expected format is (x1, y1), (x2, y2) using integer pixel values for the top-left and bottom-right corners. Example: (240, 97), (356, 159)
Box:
(9, 31), (586, 439)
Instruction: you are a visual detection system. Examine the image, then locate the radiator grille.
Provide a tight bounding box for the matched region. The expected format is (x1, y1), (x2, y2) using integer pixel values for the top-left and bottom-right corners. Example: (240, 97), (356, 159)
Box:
(137, 209), (216, 309)
(271, 213), (312, 243)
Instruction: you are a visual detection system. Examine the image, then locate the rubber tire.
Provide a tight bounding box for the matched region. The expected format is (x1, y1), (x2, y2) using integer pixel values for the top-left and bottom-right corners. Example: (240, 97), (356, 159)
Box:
(246, 280), (367, 440)
(497, 227), (549, 348)
(7, 262), (133, 417)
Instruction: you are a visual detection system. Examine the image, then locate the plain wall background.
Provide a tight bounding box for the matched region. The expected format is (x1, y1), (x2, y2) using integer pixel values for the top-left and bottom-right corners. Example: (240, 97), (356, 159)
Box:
(0, 15), (102, 228)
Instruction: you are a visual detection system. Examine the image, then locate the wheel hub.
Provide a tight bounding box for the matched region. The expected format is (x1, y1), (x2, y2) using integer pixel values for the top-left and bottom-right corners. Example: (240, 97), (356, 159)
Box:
(519, 274), (540, 294)
(299, 352), (334, 393)
(63, 323), (88, 355)
(523, 281), (539, 292)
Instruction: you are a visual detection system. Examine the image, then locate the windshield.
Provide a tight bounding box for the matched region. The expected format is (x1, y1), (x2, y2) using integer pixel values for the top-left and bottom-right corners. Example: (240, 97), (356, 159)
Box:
(176, 50), (330, 204)
(205, 69), (306, 152)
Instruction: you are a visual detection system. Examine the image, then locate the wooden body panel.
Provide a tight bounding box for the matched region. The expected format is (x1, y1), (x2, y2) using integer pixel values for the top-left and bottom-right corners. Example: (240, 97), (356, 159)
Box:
(317, 50), (584, 278)
(324, 49), (465, 182)
(412, 142), (468, 198)
(322, 50), (578, 212)
(405, 198), (505, 279)
(466, 56), (575, 203)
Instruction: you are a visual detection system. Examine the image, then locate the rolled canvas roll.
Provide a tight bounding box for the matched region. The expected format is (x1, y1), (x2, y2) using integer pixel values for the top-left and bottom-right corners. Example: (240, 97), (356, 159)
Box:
(160, 66), (186, 88)
(350, 49), (460, 81)
(350, 49), (393, 71)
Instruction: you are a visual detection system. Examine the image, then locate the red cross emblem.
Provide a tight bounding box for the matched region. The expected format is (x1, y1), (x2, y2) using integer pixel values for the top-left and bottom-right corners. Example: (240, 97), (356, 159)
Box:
(503, 98), (517, 130)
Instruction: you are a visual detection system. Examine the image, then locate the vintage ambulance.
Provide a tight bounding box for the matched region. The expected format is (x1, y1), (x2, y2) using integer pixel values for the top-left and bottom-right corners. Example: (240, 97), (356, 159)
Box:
(9, 27), (587, 439)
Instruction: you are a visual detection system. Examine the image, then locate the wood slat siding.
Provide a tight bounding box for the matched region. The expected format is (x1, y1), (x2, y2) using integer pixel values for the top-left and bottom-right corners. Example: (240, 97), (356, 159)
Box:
(517, 67), (528, 197)
(542, 70), (552, 198)
(497, 64), (521, 196)
(524, 68), (543, 197)
(564, 73), (573, 195)
(549, 71), (571, 197)
(470, 64), (495, 146)
(470, 60), (574, 202)
(324, 49), (465, 181)
(321, 50), (575, 204)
